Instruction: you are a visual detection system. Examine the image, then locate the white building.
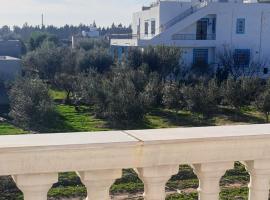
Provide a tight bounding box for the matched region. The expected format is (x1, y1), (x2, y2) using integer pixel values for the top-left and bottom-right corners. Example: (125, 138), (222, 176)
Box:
(82, 25), (100, 38)
(0, 56), (21, 104)
(111, 0), (270, 77)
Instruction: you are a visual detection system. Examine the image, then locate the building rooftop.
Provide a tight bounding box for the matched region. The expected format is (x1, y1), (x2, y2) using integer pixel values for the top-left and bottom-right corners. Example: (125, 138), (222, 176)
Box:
(0, 56), (20, 61)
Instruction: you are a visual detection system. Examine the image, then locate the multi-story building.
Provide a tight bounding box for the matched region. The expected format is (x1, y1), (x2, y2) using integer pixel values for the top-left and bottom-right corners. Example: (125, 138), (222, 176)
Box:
(110, 0), (270, 77)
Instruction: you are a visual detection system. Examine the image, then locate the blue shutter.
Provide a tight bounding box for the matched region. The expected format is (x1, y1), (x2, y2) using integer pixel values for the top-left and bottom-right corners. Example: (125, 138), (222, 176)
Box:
(236, 18), (245, 34)
(193, 49), (208, 66)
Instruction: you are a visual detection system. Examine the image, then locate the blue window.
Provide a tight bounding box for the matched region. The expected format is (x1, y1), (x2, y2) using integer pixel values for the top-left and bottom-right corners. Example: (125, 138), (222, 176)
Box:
(236, 18), (245, 34)
(145, 21), (149, 35)
(234, 49), (250, 67)
(193, 49), (208, 66)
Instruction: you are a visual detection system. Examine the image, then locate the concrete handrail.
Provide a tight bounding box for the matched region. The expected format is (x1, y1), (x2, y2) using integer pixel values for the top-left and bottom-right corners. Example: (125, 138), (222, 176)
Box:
(1, 124), (270, 200)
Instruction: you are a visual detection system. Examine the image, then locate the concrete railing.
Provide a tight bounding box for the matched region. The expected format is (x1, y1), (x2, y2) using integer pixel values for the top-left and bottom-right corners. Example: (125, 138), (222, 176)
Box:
(172, 33), (216, 40)
(1, 124), (270, 200)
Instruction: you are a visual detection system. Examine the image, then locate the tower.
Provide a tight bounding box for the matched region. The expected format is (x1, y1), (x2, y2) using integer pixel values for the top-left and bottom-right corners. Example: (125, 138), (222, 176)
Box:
(41, 14), (44, 29)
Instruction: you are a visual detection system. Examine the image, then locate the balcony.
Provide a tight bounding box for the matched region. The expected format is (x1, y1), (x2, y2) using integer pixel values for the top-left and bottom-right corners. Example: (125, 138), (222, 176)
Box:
(172, 34), (216, 40)
(1, 124), (270, 200)
(110, 34), (139, 47)
(109, 34), (138, 40)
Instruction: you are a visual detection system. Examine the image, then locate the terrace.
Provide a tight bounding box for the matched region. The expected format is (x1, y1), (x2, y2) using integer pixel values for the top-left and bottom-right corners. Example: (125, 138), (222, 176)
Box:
(1, 124), (270, 200)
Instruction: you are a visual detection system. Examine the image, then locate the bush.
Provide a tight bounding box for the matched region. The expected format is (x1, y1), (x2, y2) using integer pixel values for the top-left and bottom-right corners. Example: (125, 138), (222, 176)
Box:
(142, 72), (162, 107)
(127, 46), (182, 79)
(241, 77), (263, 104)
(222, 76), (262, 109)
(9, 76), (56, 131)
(126, 48), (143, 69)
(162, 81), (185, 110)
(183, 79), (219, 117)
(221, 77), (246, 109)
(77, 48), (113, 73)
(94, 66), (149, 124)
(255, 88), (270, 122)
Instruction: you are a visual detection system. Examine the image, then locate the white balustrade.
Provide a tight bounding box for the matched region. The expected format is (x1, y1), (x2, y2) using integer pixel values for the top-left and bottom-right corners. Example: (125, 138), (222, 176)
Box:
(137, 165), (179, 200)
(0, 124), (270, 200)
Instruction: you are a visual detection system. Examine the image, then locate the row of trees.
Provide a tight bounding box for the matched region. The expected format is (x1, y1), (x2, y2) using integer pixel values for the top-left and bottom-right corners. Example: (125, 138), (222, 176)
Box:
(0, 23), (131, 41)
(9, 65), (270, 131)
(6, 39), (270, 131)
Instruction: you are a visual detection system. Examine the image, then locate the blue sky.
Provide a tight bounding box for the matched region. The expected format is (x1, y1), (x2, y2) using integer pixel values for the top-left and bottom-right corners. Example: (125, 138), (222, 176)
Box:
(0, 0), (152, 27)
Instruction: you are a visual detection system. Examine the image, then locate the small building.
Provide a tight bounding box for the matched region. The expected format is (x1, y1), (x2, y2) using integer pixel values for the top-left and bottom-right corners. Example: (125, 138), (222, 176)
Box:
(82, 25), (100, 38)
(0, 40), (22, 58)
(0, 56), (21, 105)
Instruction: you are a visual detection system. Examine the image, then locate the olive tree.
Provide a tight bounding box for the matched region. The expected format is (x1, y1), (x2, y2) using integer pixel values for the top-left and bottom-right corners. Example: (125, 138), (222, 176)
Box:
(183, 79), (220, 117)
(9, 76), (55, 131)
(162, 81), (185, 110)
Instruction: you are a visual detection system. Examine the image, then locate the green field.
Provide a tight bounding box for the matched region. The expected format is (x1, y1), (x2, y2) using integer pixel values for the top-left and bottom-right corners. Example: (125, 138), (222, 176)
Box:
(0, 123), (26, 135)
(0, 103), (265, 135)
(0, 91), (265, 200)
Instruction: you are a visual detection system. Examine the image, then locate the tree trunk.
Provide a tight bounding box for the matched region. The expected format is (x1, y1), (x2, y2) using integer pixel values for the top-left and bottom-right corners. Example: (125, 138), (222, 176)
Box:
(65, 91), (71, 104)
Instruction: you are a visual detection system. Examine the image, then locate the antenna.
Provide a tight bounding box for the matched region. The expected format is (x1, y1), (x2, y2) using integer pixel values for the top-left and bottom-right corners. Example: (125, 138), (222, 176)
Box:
(41, 14), (44, 29)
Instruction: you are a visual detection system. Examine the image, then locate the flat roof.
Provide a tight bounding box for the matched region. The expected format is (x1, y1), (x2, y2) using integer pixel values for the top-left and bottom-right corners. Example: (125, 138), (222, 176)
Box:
(0, 56), (20, 61)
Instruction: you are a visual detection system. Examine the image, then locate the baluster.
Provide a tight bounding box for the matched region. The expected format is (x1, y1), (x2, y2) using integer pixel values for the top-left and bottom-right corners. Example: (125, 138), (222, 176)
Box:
(192, 162), (234, 200)
(243, 160), (270, 200)
(77, 169), (122, 200)
(137, 165), (179, 200)
(12, 173), (58, 200)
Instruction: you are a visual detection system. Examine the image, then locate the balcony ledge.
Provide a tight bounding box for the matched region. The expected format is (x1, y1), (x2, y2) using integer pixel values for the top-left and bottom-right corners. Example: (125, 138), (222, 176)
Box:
(1, 124), (270, 200)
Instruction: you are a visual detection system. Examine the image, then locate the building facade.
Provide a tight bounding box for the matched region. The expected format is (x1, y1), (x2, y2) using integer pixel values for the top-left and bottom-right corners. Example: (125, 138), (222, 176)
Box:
(0, 56), (21, 105)
(0, 40), (22, 58)
(110, 0), (270, 77)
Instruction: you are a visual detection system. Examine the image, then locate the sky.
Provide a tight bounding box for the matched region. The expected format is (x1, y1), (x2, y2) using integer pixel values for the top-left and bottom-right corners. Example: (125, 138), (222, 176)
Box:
(0, 0), (153, 27)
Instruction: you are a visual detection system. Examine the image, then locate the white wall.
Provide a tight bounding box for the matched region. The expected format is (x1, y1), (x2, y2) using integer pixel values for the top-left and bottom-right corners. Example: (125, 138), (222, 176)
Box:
(214, 3), (270, 75)
(181, 47), (216, 66)
(0, 58), (21, 81)
(159, 1), (192, 25)
(132, 5), (160, 39)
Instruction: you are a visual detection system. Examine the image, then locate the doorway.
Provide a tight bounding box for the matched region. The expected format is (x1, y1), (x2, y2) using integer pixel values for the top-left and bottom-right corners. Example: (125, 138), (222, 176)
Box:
(196, 19), (208, 40)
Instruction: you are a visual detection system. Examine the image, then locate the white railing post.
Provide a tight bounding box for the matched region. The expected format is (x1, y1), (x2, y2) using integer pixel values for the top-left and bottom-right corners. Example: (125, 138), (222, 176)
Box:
(12, 173), (58, 200)
(243, 160), (270, 200)
(192, 162), (234, 200)
(77, 169), (122, 200)
(137, 165), (179, 200)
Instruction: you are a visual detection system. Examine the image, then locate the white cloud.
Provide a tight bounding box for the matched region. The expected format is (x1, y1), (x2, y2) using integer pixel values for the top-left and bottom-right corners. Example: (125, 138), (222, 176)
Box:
(0, 0), (152, 27)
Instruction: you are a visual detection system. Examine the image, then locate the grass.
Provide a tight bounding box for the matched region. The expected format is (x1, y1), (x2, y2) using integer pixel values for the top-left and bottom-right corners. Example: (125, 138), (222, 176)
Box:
(0, 123), (26, 135)
(0, 104), (265, 134)
(49, 89), (67, 101)
(45, 105), (109, 133)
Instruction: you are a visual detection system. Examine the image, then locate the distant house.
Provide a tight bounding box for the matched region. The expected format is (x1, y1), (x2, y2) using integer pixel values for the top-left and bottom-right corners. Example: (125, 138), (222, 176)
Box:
(82, 25), (100, 38)
(0, 40), (22, 58)
(0, 56), (21, 105)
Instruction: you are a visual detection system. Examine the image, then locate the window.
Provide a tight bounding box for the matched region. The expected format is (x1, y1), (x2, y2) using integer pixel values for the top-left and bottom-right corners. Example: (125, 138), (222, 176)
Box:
(264, 68), (269, 75)
(193, 49), (208, 67)
(234, 49), (250, 67)
(212, 18), (216, 34)
(144, 22), (149, 35)
(151, 20), (156, 35)
(236, 18), (245, 34)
